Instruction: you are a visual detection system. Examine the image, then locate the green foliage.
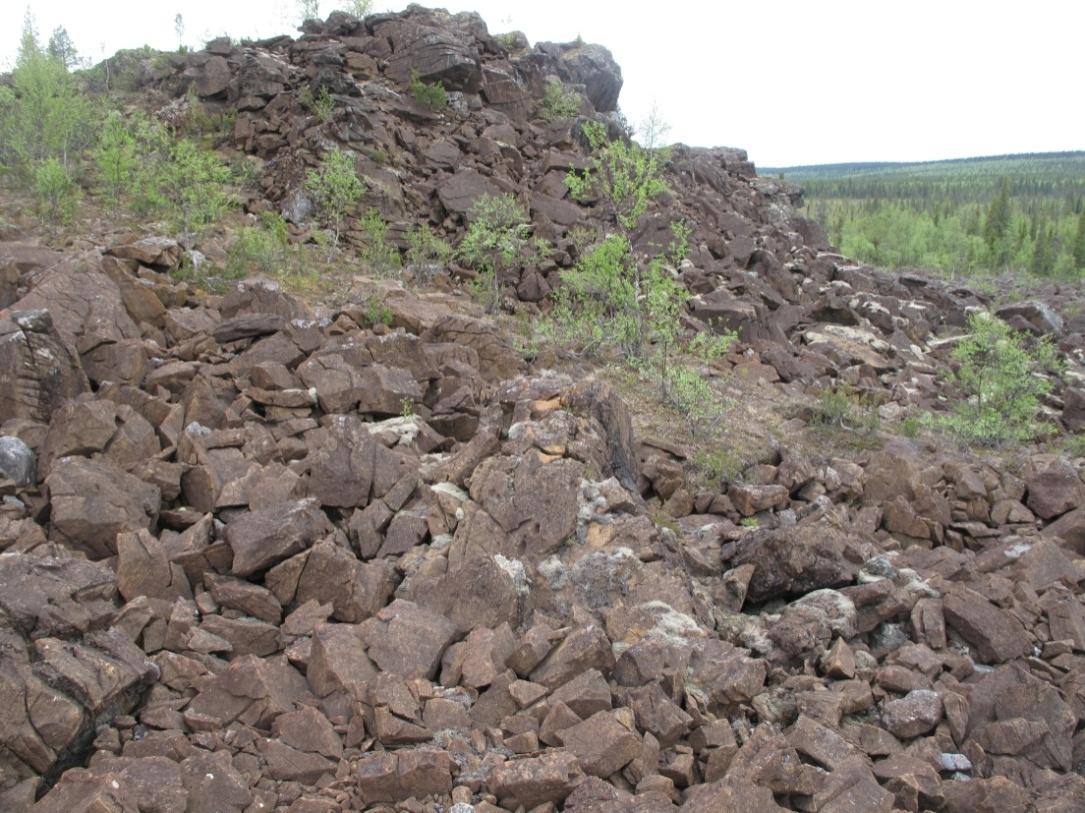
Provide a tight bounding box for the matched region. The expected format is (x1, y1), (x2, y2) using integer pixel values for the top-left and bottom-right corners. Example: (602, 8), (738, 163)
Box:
(565, 120), (669, 233)
(363, 297), (394, 327)
(178, 87), (236, 144)
(305, 149), (365, 254)
(536, 80), (580, 121)
(359, 208), (402, 276)
(32, 158), (77, 228)
(94, 111), (139, 209)
(938, 312), (1060, 446)
(791, 154), (1085, 280)
(662, 363), (718, 437)
(298, 0), (321, 23)
(1073, 209), (1085, 271)
(458, 194), (532, 312)
(299, 86), (336, 123)
(410, 71), (447, 112)
(406, 224), (452, 282)
(809, 385), (882, 447)
(343, 0), (374, 16)
(0, 17), (93, 178)
(689, 331), (737, 361)
(46, 26), (81, 70)
(739, 517), (760, 528)
(227, 212), (291, 277)
(692, 448), (744, 488)
(158, 138), (233, 235)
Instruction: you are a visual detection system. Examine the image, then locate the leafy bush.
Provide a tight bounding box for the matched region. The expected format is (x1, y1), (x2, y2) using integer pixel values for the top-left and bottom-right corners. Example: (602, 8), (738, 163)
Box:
(94, 111), (139, 209)
(0, 18), (92, 178)
(939, 312), (1060, 446)
(663, 363), (719, 437)
(565, 120), (669, 233)
(537, 80), (580, 121)
(158, 138), (233, 235)
(299, 86), (336, 123)
(406, 224), (452, 282)
(305, 148), (364, 254)
(410, 71), (447, 112)
(33, 158), (77, 228)
(227, 212), (291, 277)
(359, 208), (402, 276)
(809, 385), (882, 446)
(343, 0), (374, 17)
(689, 331), (737, 361)
(458, 194), (533, 312)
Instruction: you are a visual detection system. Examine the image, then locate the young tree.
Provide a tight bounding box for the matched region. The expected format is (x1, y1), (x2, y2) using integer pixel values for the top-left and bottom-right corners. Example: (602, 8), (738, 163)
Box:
(298, 0), (321, 23)
(982, 177), (1011, 263)
(1072, 208), (1085, 272)
(94, 111), (140, 210)
(943, 312), (1060, 446)
(305, 148), (364, 255)
(46, 26), (81, 70)
(457, 193), (533, 313)
(174, 14), (186, 51)
(158, 139), (233, 235)
(2, 13), (92, 174)
(343, 0), (374, 16)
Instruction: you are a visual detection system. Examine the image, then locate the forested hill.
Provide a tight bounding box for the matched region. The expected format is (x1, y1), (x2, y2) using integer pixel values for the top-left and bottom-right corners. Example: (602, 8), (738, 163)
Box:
(764, 151), (1085, 184)
(769, 151), (1085, 279)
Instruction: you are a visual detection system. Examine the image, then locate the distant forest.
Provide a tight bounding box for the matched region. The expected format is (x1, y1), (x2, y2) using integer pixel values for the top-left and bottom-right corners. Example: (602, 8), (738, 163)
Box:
(767, 153), (1085, 280)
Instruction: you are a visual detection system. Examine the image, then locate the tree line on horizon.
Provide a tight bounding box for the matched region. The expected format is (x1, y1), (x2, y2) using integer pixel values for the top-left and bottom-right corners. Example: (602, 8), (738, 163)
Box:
(790, 156), (1085, 281)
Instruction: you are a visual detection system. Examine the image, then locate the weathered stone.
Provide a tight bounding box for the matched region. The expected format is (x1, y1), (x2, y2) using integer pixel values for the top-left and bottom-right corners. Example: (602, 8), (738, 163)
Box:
(360, 600), (458, 680)
(0, 311), (88, 425)
(881, 689), (943, 739)
(47, 457), (160, 559)
(225, 497), (330, 576)
(561, 710), (642, 777)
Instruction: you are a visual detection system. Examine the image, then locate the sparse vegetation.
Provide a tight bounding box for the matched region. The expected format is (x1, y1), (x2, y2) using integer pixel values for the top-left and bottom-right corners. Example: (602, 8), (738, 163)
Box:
(536, 80), (580, 121)
(299, 86), (336, 123)
(784, 154), (1085, 279)
(406, 224), (453, 283)
(410, 71), (447, 112)
(457, 194), (533, 312)
(808, 385), (882, 448)
(305, 148), (365, 255)
(936, 312), (1061, 446)
(359, 208), (402, 276)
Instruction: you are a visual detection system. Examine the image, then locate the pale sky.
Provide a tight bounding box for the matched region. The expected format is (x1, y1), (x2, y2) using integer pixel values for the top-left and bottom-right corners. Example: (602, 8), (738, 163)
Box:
(3, 1), (1081, 167)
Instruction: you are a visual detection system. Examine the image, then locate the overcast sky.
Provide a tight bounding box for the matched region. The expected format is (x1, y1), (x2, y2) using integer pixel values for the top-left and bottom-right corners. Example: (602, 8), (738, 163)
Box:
(3, 1), (1081, 167)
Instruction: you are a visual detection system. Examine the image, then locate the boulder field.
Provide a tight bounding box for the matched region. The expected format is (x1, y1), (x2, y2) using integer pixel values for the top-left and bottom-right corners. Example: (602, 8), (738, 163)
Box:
(2, 5), (1085, 812)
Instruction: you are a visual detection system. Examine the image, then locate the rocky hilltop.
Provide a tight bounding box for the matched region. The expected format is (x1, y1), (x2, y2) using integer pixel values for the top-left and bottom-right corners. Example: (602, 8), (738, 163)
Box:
(1, 5), (1085, 812)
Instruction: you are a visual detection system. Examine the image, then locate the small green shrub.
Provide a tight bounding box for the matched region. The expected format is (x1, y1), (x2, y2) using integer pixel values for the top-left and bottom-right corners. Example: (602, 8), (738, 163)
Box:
(739, 517), (759, 528)
(663, 364), (719, 437)
(33, 157), (77, 228)
(227, 212), (291, 277)
(158, 138), (233, 235)
(809, 385), (882, 448)
(359, 208), (401, 276)
(458, 194), (532, 313)
(410, 71), (447, 112)
(305, 148), (365, 254)
(406, 224), (452, 282)
(938, 312), (1060, 446)
(537, 80), (580, 121)
(1, 19), (93, 180)
(343, 0), (374, 17)
(299, 86), (336, 123)
(689, 331), (737, 361)
(94, 111), (139, 210)
(693, 448), (744, 488)
(363, 297), (394, 327)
